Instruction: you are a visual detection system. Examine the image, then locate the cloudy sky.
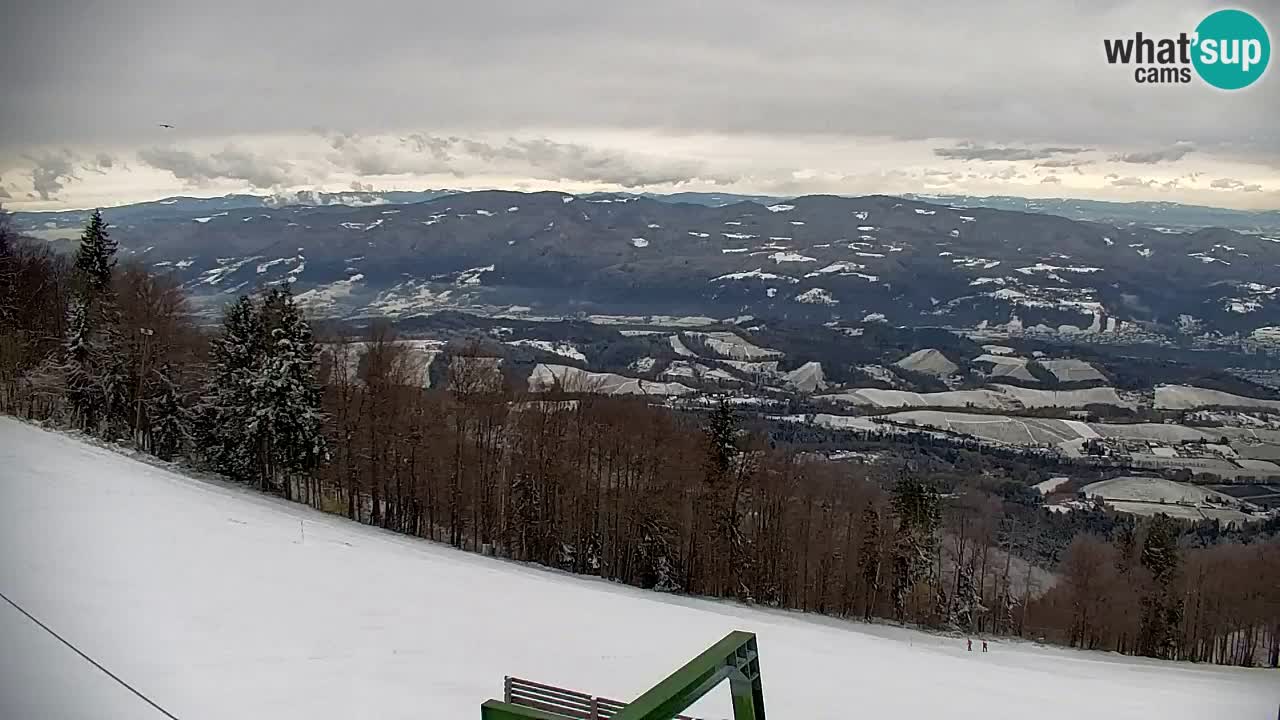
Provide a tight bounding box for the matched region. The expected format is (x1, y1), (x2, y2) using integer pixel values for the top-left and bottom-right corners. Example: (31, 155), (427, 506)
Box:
(1, 0), (1277, 210)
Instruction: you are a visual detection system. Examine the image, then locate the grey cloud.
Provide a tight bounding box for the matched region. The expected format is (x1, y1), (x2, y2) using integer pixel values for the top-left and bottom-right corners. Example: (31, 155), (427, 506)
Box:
(4, 1), (1275, 167)
(25, 149), (79, 200)
(1111, 143), (1195, 164)
(327, 134), (449, 177)
(355, 133), (733, 187)
(936, 141), (1085, 161)
(1035, 158), (1093, 168)
(0, 183), (11, 199)
(137, 146), (299, 188)
(499, 137), (731, 186)
(402, 133), (452, 162)
(1109, 176), (1155, 188)
(1041, 175), (1062, 184)
(1210, 177), (1263, 192)
(82, 152), (116, 175)
(981, 166), (1025, 180)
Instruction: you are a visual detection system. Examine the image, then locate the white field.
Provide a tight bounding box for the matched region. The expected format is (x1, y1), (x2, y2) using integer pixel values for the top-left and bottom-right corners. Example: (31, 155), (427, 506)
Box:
(817, 385), (1132, 411)
(2, 419), (1275, 720)
(684, 332), (784, 361)
(1155, 385), (1280, 411)
(893, 348), (958, 377)
(528, 364), (694, 396)
(974, 354), (1037, 382)
(1038, 359), (1106, 383)
(1081, 476), (1240, 506)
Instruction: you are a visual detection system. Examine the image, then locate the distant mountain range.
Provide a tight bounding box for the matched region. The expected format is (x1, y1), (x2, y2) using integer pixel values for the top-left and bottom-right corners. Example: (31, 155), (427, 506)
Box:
(15, 190), (1280, 235)
(10, 190), (1280, 340)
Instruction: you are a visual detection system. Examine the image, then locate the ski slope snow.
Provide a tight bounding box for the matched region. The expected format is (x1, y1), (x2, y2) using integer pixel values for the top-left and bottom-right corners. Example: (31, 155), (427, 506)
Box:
(0, 418), (1275, 720)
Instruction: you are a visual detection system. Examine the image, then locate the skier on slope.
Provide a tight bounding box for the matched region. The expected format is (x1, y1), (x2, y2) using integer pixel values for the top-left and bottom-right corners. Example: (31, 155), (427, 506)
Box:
(967, 638), (972, 652)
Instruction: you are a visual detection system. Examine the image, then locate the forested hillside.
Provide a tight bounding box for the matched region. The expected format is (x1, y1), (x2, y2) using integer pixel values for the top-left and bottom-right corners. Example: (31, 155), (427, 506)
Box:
(2, 206), (1277, 667)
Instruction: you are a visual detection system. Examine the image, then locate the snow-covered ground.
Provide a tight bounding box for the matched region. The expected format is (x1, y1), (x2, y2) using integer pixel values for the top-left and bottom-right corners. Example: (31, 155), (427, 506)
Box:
(1, 419), (1275, 720)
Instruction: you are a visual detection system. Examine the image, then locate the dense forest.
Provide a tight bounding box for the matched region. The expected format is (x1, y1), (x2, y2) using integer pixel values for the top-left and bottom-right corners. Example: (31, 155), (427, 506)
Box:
(1, 207), (1277, 668)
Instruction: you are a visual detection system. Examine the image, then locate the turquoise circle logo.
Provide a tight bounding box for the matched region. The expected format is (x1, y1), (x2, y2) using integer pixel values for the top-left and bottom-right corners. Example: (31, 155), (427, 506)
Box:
(1192, 9), (1270, 90)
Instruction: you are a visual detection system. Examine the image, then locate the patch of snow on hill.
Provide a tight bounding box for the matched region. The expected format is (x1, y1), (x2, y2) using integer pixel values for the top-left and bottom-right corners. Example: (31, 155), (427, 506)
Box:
(630, 238), (650, 248)
(784, 361), (827, 392)
(506, 339), (587, 363)
(199, 256), (261, 286)
(685, 331), (783, 361)
(895, 349), (958, 377)
(295, 275), (365, 313)
(1155, 385), (1280, 411)
(1016, 263), (1101, 275)
(713, 269), (798, 283)
(768, 252), (816, 264)
(805, 261), (867, 277)
(795, 288), (838, 305)
(767, 203), (795, 212)
(1038, 359), (1106, 383)
(529, 364), (692, 395)
(456, 265), (495, 286)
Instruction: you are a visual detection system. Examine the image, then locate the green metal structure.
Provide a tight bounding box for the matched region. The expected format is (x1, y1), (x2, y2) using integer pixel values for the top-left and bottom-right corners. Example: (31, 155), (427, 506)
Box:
(480, 630), (765, 720)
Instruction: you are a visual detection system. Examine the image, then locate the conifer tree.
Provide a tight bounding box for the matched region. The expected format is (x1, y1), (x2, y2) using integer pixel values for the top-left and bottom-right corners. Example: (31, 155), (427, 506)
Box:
(251, 287), (328, 497)
(1139, 513), (1182, 658)
(198, 294), (263, 481)
(890, 475), (941, 622)
(63, 210), (125, 431)
(147, 363), (188, 460)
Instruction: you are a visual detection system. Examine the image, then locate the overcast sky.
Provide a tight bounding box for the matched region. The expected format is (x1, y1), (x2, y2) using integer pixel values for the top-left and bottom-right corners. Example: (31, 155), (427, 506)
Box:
(1, 0), (1277, 210)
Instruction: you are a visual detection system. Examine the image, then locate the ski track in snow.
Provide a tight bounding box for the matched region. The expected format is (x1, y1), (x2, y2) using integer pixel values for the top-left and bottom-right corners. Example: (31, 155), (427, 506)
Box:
(0, 418), (1274, 720)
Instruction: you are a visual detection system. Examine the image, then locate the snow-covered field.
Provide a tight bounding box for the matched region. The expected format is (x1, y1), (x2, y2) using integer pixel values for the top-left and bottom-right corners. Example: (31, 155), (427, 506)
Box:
(816, 385), (1131, 411)
(1, 419), (1275, 720)
(1155, 384), (1280, 411)
(1081, 476), (1240, 506)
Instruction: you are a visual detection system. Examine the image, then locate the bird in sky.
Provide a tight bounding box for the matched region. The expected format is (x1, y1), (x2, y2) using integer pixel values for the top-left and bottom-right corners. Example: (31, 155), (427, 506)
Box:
(158, 123), (175, 129)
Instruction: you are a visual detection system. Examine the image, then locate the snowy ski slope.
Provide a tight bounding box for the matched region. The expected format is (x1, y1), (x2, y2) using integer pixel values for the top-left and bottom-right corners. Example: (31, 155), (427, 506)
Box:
(0, 418), (1275, 720)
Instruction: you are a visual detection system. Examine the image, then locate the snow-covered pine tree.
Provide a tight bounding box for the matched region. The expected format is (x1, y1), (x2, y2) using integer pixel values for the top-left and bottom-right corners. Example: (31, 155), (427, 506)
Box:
(252, 287), (328, 498)
(147, 363), (188, 460)
(889, 475), (942, 624)
(72, 210), (117, 301)
(953, 560), (985, 631)
(63, 210), (126, 432)
(1138, 513), (1182, 658)
(197, 294), (263, 481)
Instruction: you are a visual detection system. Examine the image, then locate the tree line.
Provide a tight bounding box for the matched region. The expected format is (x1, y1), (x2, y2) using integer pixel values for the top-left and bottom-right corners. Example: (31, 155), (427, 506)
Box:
(1, 207), (1276, 668)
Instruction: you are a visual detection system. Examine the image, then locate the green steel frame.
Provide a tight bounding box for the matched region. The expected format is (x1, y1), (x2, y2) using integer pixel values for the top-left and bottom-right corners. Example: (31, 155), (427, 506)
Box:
(480, 630), (765, 720)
